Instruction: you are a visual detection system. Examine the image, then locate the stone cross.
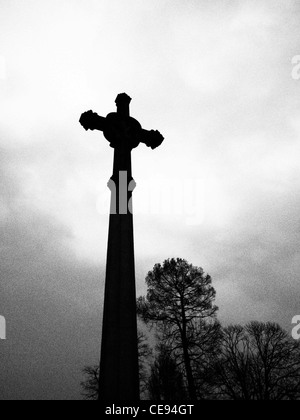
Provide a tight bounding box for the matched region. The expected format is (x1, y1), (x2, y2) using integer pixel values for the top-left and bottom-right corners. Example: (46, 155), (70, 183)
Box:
(80, 94), (164, 400)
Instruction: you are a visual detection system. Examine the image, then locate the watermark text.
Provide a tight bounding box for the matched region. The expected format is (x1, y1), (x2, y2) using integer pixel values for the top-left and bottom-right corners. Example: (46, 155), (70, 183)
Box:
(0, 56), (6, 80)
(96, 172), (209, 226)
(292, 55), (300, 80)
(0, 316), (6, 340)
(292, 315), (300, 340)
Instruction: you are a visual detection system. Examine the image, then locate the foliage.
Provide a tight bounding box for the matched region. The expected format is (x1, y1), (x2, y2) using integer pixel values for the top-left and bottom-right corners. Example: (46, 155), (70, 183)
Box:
(147, 344), (187, 401)
(211, 322), (300, 400)
(137, 258), (218, 400)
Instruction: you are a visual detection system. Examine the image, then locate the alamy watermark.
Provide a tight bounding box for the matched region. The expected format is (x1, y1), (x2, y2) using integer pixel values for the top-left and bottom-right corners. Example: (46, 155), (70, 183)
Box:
(292, 55), (300, 80)
(96, 171), (213, 226)
(0, 316), (6, 340)
(0, 56), (6, 80)
(292, 316), (300, 340)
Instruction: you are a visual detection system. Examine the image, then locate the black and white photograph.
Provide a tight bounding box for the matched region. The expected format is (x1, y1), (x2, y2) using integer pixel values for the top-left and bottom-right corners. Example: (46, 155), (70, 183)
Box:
(0, 0), (300, 405)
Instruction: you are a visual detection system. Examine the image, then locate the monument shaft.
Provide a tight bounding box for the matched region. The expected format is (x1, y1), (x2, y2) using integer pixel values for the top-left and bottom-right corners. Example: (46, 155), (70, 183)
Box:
(100, 149), (139, 401)
(79, 93), (164, 401)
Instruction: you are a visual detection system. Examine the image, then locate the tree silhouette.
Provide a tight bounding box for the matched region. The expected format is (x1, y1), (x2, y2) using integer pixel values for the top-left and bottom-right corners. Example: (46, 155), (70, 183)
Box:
(81, 365), (100, 401)
(189, 319), (222, 399)
(137, 258), (218, 400)
(138, 330), (153, 398)
(211, 322), (300, 400)
(147, 344), (187, 401)
(81, 330), (152, 400)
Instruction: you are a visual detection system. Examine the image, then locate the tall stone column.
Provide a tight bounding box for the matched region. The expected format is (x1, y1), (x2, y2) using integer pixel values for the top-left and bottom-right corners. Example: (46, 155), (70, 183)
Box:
(99, 147), (139, 401)
(79, 93), (164, 401)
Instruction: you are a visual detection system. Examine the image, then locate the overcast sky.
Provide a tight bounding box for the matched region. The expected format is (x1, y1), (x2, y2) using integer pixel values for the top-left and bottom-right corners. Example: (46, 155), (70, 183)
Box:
(0, 0), (300, 400)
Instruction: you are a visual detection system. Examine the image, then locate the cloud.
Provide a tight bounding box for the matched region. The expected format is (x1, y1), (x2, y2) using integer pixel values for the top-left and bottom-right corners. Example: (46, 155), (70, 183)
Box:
(1, 0), (300, 399)
(0, 145), (104, 400)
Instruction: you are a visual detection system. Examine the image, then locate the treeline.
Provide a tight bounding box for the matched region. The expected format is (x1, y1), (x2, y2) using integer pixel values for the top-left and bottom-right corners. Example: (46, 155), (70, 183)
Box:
(82, 258), (300, 400)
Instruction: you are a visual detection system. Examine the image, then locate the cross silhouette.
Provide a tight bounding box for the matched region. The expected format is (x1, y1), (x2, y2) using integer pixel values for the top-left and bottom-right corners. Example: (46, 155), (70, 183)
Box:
(79, 94), (164, 401)
(79, 93), (164, 151)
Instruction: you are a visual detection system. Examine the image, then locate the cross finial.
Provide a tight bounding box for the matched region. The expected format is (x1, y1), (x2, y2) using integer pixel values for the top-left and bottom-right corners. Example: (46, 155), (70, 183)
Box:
(79, 94), (164, 150)
(115, 93), (132, 117)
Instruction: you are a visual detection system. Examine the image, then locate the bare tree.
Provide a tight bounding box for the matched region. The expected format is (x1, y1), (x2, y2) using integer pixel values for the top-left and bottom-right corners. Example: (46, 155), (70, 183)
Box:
(81, 330), (152, 400)
(147, 344), (187, 401)
(81, 366), (100, 401)
(137, 258), (218, 400)
(138, 330), (153, 398)
(212, 322), (300, 400)
(189, 319), (222, 399)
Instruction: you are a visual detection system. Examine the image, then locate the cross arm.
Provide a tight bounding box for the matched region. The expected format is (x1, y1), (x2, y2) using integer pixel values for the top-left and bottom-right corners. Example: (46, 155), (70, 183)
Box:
(139, 129), (164, 150)
(79, 110), (106, 132)
(79, 106), (165, 150)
